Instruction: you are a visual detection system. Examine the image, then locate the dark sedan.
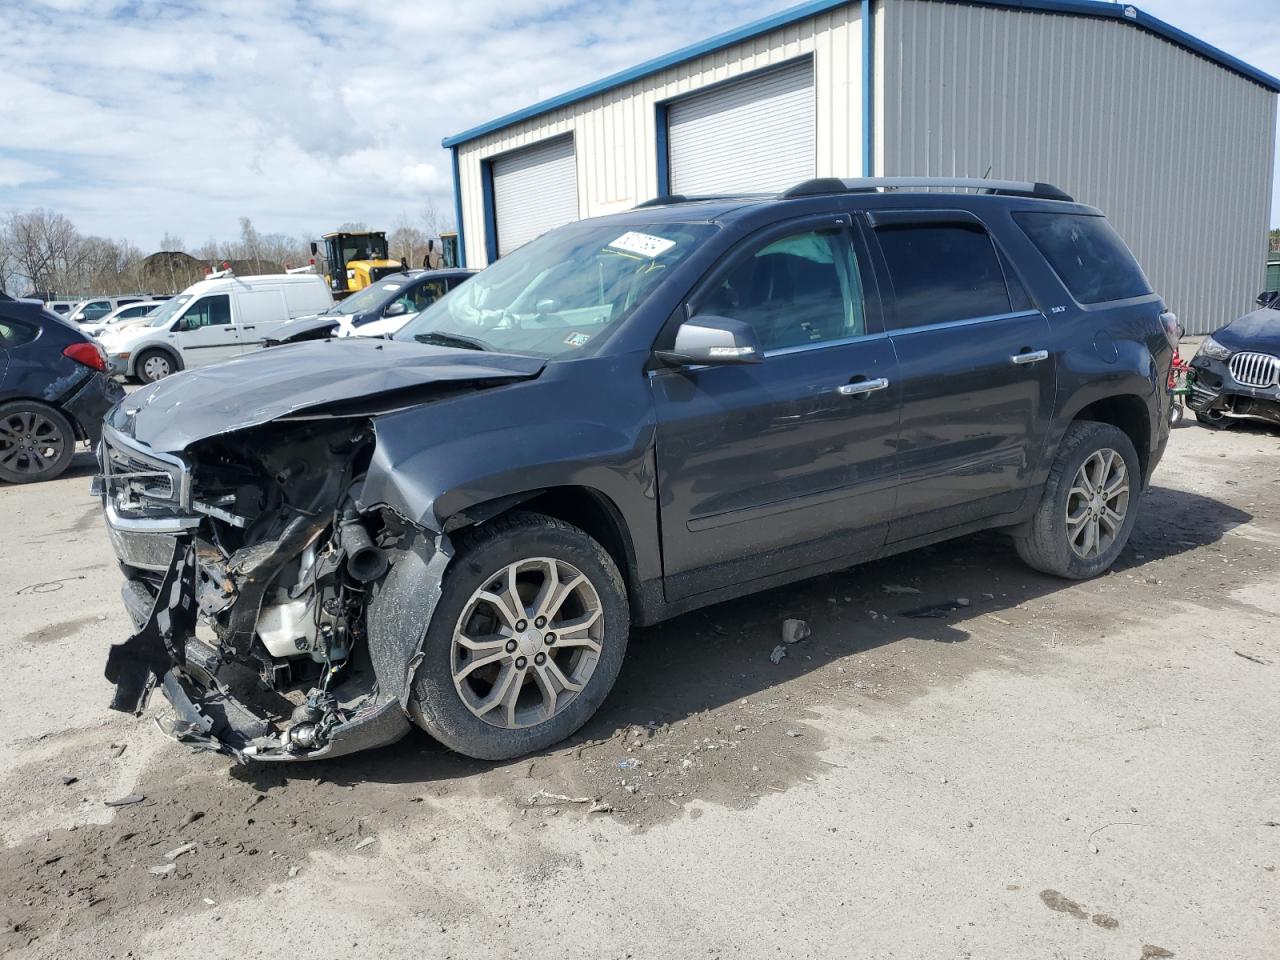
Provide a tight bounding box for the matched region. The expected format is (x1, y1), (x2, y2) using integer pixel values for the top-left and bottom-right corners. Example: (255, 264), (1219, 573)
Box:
(1188, 296), (1280, 428)
(266, 269), (475, 345)
(0, 295), (125, 482)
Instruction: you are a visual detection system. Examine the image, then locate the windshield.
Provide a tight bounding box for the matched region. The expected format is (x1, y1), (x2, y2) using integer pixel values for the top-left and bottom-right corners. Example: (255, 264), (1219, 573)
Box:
(395, 221), (717, 358)
(327, 279), (404, 316)
(339, 234), (387, 263)
(148, 294), (192, 327)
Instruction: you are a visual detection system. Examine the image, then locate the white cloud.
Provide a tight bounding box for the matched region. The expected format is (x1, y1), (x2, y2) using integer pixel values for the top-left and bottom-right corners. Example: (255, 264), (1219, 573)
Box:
(0, 0), (1276, 248)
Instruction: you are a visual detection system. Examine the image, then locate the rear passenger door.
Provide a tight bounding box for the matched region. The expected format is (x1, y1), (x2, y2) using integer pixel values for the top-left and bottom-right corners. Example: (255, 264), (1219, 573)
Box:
(653, 215), (900, 601)
(866, 211), (1055, 542)
(235, 288), (290, 347)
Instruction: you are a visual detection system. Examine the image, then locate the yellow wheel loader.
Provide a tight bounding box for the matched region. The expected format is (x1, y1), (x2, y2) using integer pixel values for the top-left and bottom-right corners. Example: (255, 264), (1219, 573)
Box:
(312, 231), (404, 300)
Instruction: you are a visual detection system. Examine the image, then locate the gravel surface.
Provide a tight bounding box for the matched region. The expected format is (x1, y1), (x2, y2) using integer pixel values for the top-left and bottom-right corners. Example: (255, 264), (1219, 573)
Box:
(1, 414), (1277, 959)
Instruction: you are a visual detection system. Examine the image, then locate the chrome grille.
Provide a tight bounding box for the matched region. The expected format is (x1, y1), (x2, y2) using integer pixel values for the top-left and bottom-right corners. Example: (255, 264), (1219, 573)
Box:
(1229, 352), (1280, 388)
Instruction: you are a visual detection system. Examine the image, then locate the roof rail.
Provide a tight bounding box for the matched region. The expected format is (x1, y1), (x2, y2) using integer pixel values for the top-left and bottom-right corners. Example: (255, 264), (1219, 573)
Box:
(782, 177), (1074, 203)
(634, 195), (691, 208)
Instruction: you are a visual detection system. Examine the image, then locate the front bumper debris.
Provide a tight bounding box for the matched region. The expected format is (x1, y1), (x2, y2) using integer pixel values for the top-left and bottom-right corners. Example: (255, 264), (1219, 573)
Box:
(1188, 354), (1280, 425)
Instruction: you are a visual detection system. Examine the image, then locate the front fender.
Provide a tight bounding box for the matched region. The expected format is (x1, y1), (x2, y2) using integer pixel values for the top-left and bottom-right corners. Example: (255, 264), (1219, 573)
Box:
(357, 354), (661, 582)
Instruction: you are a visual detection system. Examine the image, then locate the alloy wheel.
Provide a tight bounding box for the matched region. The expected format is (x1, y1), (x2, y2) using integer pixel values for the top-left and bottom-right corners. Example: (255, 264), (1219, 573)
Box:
(451, 557), (604, 729)
(0, 410), (67, 479)
(1066, 448), (1129, 560)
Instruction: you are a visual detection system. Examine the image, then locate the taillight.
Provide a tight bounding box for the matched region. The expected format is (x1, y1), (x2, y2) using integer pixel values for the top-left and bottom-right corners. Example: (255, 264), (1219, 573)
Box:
(63, 341), (107, 371)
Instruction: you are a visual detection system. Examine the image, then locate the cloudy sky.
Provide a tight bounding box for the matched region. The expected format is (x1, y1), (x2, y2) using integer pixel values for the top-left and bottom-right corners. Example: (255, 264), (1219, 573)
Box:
(2, 0), (1277, 250)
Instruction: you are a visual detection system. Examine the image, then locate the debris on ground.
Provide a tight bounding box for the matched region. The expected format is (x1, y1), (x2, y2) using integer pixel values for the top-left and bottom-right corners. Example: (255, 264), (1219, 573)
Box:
(59, 775), (78, 786)
(882, 584), (921, 595)
(781, 618), (810, 644)
(148, 864), (176, 877)
(108, 743), (127, 759)
(354, 837), (376, 850)
(1234, 650), (1270, 665)
(164, 842), (196, 860)
(587, 801), (613, 814)
(103, 794), (144, 807)
(618, 758), (640, 770)
(526, 790), (596, 805)
(769, 644), (787, 664)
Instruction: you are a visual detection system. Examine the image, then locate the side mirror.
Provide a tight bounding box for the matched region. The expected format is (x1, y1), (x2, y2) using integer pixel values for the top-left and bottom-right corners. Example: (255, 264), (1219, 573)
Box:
(654, 315), (763, 367)
(1256, 290), (1279, 308)
(384, 301), (408, 318)
(535, 298), (559, 317)
(310, 241), (319, 256)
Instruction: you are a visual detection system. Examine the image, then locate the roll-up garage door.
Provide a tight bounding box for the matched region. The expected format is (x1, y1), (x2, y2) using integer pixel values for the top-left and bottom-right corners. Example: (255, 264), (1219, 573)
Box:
(665, 58), (814, 197)
(667, 59), (815, 196)
(492, 135), (578, 258)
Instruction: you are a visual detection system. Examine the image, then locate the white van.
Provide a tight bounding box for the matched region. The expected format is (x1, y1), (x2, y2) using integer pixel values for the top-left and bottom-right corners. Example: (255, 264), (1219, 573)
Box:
(100, 273), (333, 382)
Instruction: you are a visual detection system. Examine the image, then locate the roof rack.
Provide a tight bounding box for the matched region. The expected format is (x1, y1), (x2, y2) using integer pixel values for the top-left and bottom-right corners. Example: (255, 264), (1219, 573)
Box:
(782, 177), (1074, 203)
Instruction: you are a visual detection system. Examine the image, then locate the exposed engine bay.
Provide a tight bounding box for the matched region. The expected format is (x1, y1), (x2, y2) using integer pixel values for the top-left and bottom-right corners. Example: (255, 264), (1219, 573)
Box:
(101, 417), (451, 761)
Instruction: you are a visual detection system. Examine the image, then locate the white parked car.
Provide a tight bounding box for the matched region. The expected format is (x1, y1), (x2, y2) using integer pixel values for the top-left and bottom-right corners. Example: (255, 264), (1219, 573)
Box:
(67, 295), (155, 325)
(81, 300), (163, 338)
(100, 273), (333, 382)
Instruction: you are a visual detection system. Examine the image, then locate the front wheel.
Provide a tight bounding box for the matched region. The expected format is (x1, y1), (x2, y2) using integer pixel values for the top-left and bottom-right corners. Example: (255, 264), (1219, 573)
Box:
(136, 349), (176, 383)
(1014, 421), (1141, 579)
(409, 511), (630, 761)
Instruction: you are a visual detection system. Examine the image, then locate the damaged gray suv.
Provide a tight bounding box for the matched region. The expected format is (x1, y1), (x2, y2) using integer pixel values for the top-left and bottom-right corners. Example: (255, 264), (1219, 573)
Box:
(100, 177), (1174, 762)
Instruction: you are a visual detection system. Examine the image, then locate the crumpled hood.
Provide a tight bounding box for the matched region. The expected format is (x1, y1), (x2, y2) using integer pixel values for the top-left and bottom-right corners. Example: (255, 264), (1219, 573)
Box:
(1215, 308), (1280, 355)
(110, 338), (545, 452)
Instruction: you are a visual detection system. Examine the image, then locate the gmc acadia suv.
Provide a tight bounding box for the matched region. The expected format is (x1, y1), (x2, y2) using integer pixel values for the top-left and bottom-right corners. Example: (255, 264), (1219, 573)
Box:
(99, 177), (1174, 764)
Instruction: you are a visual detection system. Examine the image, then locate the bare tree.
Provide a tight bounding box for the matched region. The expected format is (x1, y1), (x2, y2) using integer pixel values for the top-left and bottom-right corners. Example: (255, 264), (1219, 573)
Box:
(158, 231), (185, 253)
(389, 211), (429, 268)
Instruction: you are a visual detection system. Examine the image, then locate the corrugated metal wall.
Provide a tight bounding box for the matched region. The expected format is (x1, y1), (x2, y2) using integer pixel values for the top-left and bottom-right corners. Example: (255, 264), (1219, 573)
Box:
(455, 5), (866, 267)
(881, 0), (1278, 334)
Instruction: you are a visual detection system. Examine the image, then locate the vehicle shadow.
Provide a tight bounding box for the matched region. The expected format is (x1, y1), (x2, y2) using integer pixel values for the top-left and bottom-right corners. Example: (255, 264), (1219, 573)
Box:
(237, 483), (1250, 791)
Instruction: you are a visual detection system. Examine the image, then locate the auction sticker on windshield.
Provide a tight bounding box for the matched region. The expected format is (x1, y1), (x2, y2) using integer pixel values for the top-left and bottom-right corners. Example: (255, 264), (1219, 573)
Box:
(608, 231), (676, 259)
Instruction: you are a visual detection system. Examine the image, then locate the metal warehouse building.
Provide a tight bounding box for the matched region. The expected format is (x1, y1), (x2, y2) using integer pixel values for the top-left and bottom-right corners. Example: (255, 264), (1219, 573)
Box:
(443, 0), (1279, 333)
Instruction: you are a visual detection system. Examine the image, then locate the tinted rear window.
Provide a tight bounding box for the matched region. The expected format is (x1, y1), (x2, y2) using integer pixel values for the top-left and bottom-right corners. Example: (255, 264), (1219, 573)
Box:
(1014, 212), (1151, 304)
(875, 223), (1012, 329)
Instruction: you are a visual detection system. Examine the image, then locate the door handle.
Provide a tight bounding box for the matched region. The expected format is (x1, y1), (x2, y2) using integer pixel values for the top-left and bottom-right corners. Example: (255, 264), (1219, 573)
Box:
(837, 377), (889, 397)
(242, 325), (255, 331)
(1010, 349), (1049, 365)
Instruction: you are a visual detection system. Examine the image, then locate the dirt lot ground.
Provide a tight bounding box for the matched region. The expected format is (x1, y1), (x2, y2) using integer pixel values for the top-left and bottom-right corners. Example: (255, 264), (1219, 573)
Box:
(1, 411), (1277, 960)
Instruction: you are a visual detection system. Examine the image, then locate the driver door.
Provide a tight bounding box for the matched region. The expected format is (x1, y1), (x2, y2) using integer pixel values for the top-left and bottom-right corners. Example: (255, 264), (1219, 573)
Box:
(652, 216), (901, 601)
(170, 294), (240, 366)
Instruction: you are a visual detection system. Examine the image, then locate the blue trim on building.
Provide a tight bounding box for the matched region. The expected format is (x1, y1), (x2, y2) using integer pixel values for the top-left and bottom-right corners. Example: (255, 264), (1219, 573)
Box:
(861, 0), (874, 177)
(480, 159), (499, 263)
(441, 0), (1278, 151)
(654, 102), (671, 196)
(450, 147), (466, 268)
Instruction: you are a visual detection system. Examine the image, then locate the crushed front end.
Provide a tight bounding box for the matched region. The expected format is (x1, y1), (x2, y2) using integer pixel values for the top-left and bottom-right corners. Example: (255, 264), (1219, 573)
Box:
(1189, 348), (1280, 426)
(98, 420), (448, 761)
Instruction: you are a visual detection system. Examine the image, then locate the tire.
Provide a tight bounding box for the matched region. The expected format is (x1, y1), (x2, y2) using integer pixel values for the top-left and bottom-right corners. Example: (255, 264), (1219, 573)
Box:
(0, 401), (77, 484)
(136, 349), (176, 383)
(1195, 410), (1228, 430)
(409, 511), (630, 761)
(1014, 421), (1141, 580)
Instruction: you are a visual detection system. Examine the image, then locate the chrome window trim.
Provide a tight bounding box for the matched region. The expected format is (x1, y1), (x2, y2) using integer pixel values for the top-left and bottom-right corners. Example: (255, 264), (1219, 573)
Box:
(763, 330), (889, 358)
(887, 309), (1042, 339)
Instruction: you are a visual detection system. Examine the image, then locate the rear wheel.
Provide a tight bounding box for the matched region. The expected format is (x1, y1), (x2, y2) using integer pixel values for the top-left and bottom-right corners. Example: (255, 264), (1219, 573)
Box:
(0, 401), (76, 484)
(409, 511), (630, 760)
(1014, 421), (1141, 579)
(136, 349), (176, 383)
